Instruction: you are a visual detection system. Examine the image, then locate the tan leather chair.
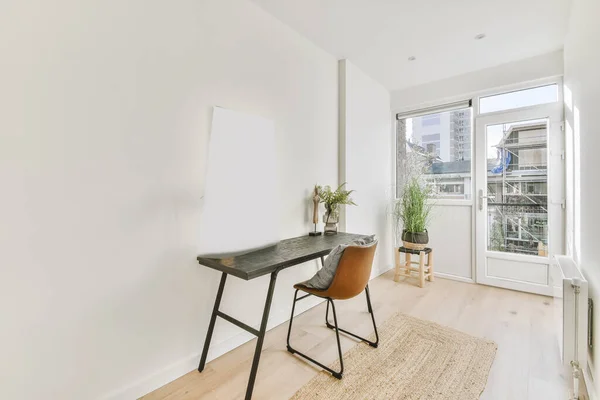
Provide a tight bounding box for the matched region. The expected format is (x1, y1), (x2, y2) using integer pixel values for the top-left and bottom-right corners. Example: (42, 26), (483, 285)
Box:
(286, 243), (379, 379)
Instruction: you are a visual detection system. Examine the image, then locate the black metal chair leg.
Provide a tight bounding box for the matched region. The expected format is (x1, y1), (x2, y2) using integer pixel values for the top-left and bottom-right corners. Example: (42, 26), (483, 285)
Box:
(286, 289), (299, 353)
(328, 299), (344, 379)
(287, 295), (344, 379)
(325, 285), (379, 348)
(365, 284), (379, 346)
(325, 299), (333, 329)
(365, 284), (373, 313)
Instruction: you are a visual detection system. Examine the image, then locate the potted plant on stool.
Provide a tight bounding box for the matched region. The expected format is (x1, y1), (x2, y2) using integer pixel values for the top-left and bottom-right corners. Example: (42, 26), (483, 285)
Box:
(317, 183), (356, 235)
(398, 177), (433, 250)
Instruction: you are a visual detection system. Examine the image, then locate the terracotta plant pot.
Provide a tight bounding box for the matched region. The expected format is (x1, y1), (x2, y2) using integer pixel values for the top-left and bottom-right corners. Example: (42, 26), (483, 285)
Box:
(401, 230), (429, 250)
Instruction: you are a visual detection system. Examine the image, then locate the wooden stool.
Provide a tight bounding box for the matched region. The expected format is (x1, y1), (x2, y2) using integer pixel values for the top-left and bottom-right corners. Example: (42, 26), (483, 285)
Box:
(394, 247), (434, 288)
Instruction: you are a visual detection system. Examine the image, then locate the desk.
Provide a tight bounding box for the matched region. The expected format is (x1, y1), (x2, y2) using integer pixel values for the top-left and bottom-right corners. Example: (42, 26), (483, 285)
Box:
(197, 232), (365, 399)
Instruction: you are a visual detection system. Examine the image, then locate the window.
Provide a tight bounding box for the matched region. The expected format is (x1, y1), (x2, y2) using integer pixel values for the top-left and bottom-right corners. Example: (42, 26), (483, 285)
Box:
(421, 114), (441, 126)
(485, 119), (549, 255)
(396, 103), (473, 200)
(479, 84), (559, 114)
(422, 134), (441, 143)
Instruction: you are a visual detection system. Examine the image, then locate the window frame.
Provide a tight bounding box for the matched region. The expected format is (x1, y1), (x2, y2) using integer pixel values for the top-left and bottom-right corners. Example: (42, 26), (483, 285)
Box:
(395, 102), (474, 205)
(478, 83), (560, 115)
(392, 76), (564, 207)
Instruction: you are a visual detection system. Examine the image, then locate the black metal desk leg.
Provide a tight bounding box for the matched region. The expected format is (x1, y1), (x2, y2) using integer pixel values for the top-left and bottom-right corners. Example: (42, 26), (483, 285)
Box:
(245, 270), (279, 400)
(198, 272), (228, 372)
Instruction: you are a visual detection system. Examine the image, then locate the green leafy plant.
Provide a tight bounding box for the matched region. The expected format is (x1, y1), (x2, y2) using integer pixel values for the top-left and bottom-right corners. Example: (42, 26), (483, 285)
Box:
(397, 177), (433, 233)
(316, 183), (356, 224)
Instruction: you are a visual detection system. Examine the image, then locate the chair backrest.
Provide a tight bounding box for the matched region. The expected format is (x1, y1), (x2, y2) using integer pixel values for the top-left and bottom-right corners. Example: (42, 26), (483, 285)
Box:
(324, 242), (377, 300)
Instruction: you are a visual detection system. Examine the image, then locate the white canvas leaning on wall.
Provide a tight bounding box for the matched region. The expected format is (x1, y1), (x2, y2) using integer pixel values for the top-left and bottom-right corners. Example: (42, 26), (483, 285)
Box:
(198, 107), (280, 258)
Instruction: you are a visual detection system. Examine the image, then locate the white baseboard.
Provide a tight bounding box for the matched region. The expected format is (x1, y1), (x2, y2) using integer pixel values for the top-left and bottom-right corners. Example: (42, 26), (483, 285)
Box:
(100, 352), (200, 400)
(379, 264), (475, 284)
(372, 263), (394, 279)
(434, 271), (474, 284)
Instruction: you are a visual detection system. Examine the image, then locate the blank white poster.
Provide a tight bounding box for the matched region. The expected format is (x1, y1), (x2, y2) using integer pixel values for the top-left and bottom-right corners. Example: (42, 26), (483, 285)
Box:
(198, 107), (280, 258)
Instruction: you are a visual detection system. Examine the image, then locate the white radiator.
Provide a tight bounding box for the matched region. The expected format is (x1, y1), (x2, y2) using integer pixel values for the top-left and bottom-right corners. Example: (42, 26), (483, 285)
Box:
(554, 255), (589, 399)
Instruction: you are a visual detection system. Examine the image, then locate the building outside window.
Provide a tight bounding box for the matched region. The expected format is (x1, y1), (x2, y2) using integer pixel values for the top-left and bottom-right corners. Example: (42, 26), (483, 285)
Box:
(486, 121), (548, 255)
(396, 106), (473, 200)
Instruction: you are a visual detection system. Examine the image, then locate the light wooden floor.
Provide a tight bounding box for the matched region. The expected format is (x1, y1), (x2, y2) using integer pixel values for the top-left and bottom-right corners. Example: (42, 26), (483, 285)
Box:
(143, 270), (569, 400)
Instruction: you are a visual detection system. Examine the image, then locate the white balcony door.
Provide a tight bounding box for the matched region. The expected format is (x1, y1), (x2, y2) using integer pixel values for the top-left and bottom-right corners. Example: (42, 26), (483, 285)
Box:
(474, 104), (564, 295)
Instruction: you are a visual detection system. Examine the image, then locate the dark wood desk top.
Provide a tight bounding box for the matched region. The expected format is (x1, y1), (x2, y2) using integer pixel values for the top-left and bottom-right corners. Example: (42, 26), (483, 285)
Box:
(197, 232), (366, 280)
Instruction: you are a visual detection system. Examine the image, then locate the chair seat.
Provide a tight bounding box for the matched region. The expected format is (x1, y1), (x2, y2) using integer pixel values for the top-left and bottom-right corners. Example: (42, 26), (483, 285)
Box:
(294, 282), (330, 297)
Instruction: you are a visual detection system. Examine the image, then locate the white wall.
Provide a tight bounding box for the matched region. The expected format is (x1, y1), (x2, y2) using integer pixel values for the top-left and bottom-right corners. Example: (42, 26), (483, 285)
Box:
(391, 50), (564, 112)
(563, 0), (600, 387)
(339, 60), (393, 276)
(0, 1), (338, 399)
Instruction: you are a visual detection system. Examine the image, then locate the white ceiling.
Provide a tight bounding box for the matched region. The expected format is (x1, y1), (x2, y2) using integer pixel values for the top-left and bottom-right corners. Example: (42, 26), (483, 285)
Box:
(249, 0), (572, 91)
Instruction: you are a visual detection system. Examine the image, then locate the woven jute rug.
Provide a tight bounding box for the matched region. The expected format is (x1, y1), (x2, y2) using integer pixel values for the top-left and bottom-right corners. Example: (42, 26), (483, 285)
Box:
(291, 312), (497, 400)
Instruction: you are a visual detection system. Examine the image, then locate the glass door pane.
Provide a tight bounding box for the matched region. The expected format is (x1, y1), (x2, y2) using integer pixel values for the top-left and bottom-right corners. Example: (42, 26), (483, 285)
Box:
(485, 119), (549, 256)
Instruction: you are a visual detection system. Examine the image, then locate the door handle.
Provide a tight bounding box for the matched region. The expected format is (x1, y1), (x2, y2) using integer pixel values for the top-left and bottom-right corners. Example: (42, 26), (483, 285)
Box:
(478, 189), (494, 211)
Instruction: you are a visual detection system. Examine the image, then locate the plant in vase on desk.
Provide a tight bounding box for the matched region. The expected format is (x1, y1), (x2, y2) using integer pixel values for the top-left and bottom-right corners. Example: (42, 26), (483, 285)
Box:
(317, 183), (356, 235)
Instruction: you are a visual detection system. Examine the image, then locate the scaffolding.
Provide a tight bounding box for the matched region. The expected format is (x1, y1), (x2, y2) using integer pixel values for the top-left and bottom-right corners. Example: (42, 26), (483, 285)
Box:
(487, 121), (548, 256)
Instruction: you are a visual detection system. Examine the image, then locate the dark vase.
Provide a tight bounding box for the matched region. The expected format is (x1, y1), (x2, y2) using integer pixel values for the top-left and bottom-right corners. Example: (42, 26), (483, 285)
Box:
(401, 230), (429, 250)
